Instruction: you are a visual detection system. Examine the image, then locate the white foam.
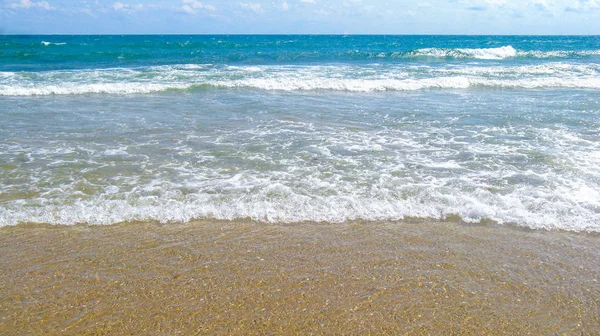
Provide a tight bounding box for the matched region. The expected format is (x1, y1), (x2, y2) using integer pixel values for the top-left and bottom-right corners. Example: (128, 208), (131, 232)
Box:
(0, 83), (191, 96)
(407, 46), (600, 60)
(1, 182), (598, 232)
(1, 118), (599, 232)
(1, 62), (599, 96)
(103, 147), (129, 156)
(41, 41), (67, 46)
(409, 46), (517, 60)
(517, 49), (600, 59)
(458, 46), (518, 60)
(215, 76), (600, 91)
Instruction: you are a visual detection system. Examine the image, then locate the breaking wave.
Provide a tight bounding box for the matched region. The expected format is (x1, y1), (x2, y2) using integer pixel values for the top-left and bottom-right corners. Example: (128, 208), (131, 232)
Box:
(41, 41), (67, 46)
(406, 46), (518, 60)
(1, 62), (599, 95)
(403, 46), (600, 60)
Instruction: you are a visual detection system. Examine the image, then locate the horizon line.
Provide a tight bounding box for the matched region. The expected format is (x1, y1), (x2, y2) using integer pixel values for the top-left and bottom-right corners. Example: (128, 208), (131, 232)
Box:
(3, 33), (600, 36)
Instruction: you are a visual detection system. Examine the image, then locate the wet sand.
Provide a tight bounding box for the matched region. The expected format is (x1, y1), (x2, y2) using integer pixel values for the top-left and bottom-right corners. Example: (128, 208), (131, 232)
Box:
(0, 220), (598, 335)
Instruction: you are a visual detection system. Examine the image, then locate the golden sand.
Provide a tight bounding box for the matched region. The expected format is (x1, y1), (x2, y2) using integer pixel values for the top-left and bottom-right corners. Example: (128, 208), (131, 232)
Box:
(0, 220), (598, 335)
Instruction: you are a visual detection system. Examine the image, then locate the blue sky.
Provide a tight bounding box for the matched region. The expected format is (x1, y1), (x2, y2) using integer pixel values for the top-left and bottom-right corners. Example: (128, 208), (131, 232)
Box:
(1, 0), (600, 34)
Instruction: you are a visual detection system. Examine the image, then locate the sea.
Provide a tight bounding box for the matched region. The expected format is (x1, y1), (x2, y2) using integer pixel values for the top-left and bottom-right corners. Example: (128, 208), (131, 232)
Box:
(1, 35), (599, 232)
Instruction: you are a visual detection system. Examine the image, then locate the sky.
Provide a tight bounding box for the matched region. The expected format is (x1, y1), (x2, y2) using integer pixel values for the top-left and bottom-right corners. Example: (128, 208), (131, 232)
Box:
(1, 0), (600, 34)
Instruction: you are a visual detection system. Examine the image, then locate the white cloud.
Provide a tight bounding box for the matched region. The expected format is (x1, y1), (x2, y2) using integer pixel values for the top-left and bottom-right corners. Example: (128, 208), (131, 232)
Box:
(566, 0), (600, 11)
(300, 0), (316, 3)
(484, 0), (507, 7)
(10, 0), (52, 10)
(76, 7), (97, 17)
(113, 2), (126, 10)
(281, 1), (289, 11)
(182, 0), (216, 14)
(532, 0), (549, 10)
(239, 2), (264, 13)
(343, 0), (361, 6)
(112, 2), (144, 11)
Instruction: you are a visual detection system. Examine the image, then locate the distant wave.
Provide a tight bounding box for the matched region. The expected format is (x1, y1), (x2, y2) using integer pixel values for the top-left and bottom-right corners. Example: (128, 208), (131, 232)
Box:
(518, 49), (600, 59)
(401, 46), (600, 60)
(14, 43), (600, 63)
(330, 46), (600, 61)
(41, 41), (67, 46)
(406, 46), (518, 60)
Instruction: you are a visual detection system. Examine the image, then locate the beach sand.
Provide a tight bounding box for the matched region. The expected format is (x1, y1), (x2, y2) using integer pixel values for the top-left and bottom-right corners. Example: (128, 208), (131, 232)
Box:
(0, 220), (598, 335)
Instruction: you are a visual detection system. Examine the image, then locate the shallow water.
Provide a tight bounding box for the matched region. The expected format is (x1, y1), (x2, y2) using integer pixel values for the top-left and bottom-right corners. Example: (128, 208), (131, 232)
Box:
(2, 35), (600, 231)
(1, 88), (599, 231)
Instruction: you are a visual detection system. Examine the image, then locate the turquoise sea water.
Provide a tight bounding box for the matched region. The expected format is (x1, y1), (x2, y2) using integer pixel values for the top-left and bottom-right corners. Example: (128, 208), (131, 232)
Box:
(1, 35), (599, 231)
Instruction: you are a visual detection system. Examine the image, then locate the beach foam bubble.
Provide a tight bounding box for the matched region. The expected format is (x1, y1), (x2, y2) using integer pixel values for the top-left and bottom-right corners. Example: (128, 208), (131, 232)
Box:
(1, 182), (598, 232)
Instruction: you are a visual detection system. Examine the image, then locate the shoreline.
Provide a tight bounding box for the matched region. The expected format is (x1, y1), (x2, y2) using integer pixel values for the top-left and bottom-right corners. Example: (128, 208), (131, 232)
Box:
(1, 219), (598, 334)
(6, 215), (600, 235)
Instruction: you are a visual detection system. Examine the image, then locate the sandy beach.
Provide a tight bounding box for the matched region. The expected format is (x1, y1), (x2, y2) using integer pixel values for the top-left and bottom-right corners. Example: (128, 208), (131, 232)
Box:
(1, 220), (598, 335)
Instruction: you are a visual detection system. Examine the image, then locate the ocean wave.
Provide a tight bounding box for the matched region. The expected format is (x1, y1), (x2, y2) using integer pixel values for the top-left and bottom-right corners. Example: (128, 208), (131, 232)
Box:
(1, 185), (598, 232)
(41, 41), (67, 46)
(2, 76), (600, 95)
(2, 36), (599, 72)
(212, 77), (600, 91)
(398, 46), (600, 60)
(1, 62), (599, 96)
(0, 122), (598, 232)
(406, 46), (518, 60)
(0, 83), (190, 95)
(218, 46), (600, 61)
(1, 89), (598, 232)
(517, 49), (600, 59)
